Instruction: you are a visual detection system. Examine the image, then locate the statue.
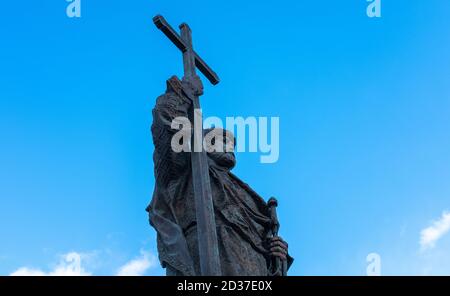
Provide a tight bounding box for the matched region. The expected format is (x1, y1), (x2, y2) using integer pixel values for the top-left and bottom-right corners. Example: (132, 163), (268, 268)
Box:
(146, 15), (293, 276)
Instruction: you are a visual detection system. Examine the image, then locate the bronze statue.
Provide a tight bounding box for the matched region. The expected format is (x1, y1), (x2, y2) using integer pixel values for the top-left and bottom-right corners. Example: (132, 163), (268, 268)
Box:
(147, 15), (292, 276)
(146, 76), (292, 276)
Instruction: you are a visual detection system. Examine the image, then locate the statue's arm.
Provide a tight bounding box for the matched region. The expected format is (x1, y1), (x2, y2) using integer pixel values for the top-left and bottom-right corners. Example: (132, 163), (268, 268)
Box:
(151, 76), (192, 181)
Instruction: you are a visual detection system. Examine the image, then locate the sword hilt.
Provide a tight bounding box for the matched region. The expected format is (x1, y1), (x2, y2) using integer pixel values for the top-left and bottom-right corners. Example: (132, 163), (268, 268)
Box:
(267, 197), (279, 236)
(267, 197), (283, 276)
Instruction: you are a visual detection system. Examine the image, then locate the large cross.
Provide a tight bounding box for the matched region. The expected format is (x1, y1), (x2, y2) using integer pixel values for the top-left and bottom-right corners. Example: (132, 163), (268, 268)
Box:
(153, 15), (222, 276)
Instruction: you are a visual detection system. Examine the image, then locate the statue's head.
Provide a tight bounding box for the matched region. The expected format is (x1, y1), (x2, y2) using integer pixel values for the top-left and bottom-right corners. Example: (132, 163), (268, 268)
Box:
(204, 128), (236, 170)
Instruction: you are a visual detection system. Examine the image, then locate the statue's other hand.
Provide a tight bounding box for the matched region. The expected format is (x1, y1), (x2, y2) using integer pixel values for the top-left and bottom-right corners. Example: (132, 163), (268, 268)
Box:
(268, 236), (288, 261)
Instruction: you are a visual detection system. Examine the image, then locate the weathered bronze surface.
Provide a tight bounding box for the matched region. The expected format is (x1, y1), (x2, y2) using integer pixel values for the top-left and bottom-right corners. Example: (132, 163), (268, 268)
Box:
(148, 15), (292, 276)
(147, 77), (293, 276)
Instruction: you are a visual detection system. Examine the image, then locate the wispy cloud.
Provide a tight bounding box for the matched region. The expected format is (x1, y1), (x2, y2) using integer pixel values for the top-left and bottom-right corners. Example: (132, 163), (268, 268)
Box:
(115, 250), (157, 276)
(10, 252), (91, 276)
(420, 211), (450, 251)
(9, 249), (159, 276)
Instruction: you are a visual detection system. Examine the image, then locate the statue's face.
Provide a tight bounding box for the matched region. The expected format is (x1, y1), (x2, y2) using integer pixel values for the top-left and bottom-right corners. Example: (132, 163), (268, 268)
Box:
(206, 130), (236, 170)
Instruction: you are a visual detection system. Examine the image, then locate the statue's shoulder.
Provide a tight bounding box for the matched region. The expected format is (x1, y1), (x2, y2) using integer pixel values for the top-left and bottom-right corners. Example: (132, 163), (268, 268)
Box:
(228, 172), (268, 207)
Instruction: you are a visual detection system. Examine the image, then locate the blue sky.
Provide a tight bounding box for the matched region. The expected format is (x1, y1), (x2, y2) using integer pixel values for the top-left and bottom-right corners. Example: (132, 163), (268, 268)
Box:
(1, 0), (450, 275)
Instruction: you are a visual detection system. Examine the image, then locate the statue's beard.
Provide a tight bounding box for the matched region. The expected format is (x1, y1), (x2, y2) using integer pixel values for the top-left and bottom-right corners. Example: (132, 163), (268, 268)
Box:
(208, 152), (236, 170)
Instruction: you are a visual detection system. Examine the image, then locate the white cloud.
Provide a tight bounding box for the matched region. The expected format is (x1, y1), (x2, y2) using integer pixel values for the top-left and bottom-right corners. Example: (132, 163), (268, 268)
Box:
(9, 249), (159, 276)
(10, 252), (91, 276)
(420, 211), (450, 251)
(115, 250), (157, 276)
(9, 268), (47, 276)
